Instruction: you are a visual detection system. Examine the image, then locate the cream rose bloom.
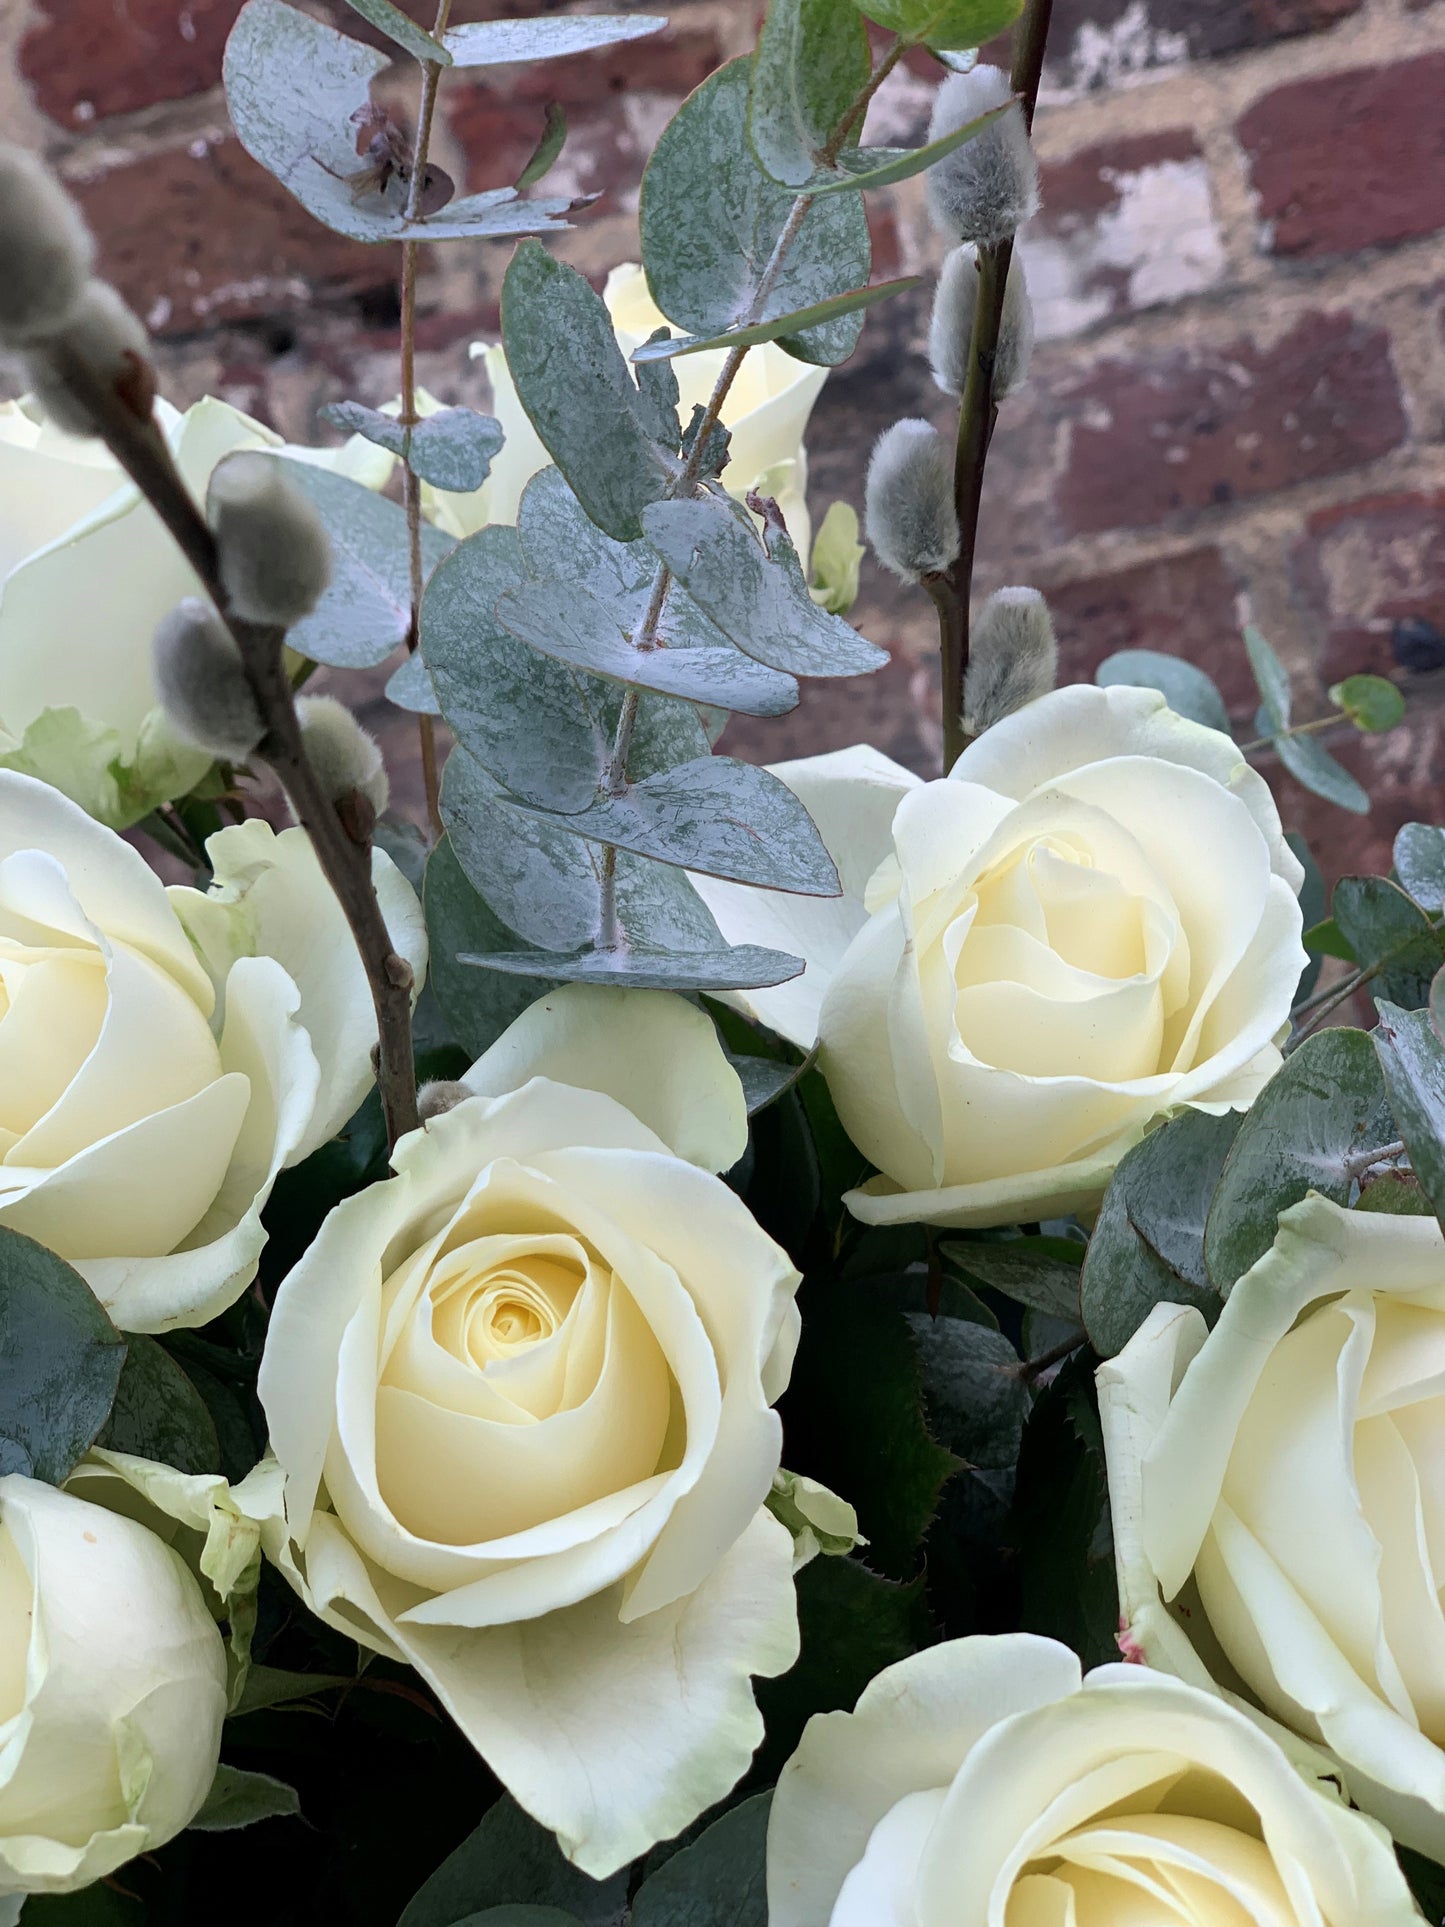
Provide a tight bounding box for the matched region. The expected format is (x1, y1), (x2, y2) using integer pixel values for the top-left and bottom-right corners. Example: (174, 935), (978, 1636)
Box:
(0, 395), (389, 827)
(245, 984), (803, 1876)
(768, 1633), (1419, 1927)
(1101, 1192), (1445, 1861)
(0, 1474), (227, 1898)
(696, 685), (1306, 1227)
(0, 774), (425, 1332)
(430, 263), (827, 561)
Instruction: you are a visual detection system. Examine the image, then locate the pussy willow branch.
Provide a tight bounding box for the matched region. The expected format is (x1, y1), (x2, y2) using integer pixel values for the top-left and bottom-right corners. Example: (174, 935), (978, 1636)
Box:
(931, 0), (1055, 772)
(593, 38), (909, 950)
(398, 0), (454, 843)
(51, 343), (421, 1148)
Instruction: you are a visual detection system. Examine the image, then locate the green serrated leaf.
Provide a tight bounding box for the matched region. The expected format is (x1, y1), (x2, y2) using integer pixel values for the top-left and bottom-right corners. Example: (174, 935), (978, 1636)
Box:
(1394, 823), (1445, 914)
(1329, 672), (1405, 732)
(630, 276), (921, 360)
(516, 103), (568, 191)
(851, 0), (1024, 51)
(397, 1793), (626, 1927)
(640, 59), (872, 367)
(191, 1764), (301, 1832)
(0, 1228), (126, 1485)
(96, 1337), (221, 1476)
(224, 1), (580, 243)
(340, 0), (451, 64)
(1374, 1001), (1445, 1234)
(320, 401), (503, 493)
(643, 496), (886, 677)
(748, 0), (870, 189)
(1333, 875), (1445, 1009)
(908, 1315), (1029, 1469)
(1095, 650), (1231, 735)
(502, 242), (673, 542)
(1204, 1029), (1395, 1293)
(442, 16), (666, 66)
(228, 1664), (352, 1717)
(632, 1793), (770, 1927)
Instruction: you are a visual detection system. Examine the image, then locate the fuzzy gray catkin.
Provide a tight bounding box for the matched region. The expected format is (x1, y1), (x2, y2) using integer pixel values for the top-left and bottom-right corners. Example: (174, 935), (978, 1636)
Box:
(929, 245), (1035, 401)
(25, 282), (149, 438)
(925, 67), (1040, 249)
(864, 420), (960, 583)
(0, 145), (95, 345)
(417, 1080), (473, 1123)
(294, 695), (390, 818)
(152, 599), (265, 762)
(208, 452), (333, 627)
(962, 587), (1058, 736)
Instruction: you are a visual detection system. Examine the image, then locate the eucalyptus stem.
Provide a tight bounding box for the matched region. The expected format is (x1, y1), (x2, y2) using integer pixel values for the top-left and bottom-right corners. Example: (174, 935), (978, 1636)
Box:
(1238, 713), (1342, 755)
(933, 0), (1054, 770)
(50, 340), (422, 1149)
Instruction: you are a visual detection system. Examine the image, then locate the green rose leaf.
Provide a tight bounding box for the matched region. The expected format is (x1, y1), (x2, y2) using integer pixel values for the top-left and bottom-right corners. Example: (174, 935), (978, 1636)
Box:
(190, 1765), (301, 1832)
(397, 1793), (626, 1927)
(96, 1337), (221, 1477)
(1203, 1028), (1396, 1293)
(228, 1665), (351, 1718)
(632, 1792), (771, 1927)
(909, 1316), (1030, 1472)
(501, 241), (673, 542)
(1374, 1001), (1445, 1234)
(0, 1228), (126, 1486)
(319, 402), (504, 494)
(1332, 875), (1445, 1010)
(1328, 673), (1406, 733)
(1011, 1356), (1119, 1669)
(850, 0), (1024, 51)
(640, 59), (872, 366)
(1094, 650), (1232, 735)
(1393, 823), (1445, 914)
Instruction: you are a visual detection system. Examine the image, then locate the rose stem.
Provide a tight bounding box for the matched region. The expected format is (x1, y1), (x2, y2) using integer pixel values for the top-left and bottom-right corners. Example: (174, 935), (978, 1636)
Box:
(930, 0), (1054, 773)
(399, 0), (453, 843)
(50, 341), (422, 1148)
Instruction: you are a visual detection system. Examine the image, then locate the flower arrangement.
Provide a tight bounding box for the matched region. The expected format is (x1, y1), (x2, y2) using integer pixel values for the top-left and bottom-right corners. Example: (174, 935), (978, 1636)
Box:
(0, 0), (1440, 1922)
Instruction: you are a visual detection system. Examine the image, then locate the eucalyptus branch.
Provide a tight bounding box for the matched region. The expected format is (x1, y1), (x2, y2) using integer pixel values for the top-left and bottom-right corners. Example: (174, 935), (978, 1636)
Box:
(51, 340), (421, 1148)
(1014, 1330), (1086, 1383)
(933, 0), (1054, 771)
(1343, 1139), (1408, 1181)
(1238, 713), (1343, 756)
(398, 0), (453, 843)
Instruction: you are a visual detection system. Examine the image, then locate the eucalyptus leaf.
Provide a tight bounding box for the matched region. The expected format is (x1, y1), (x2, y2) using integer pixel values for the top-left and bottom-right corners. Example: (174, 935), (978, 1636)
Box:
(516, 104), (568, 192)
(504, 756), (841, 895)
(320, 401), (504, 493)
(442, 17), (666, 66)
(224, 2), (581, 243)
(1394, 823), (1445, 914)
(340, 0), (450, 64)
(729, 1043), (819, 1116)
(495, 579), (799, 716)
(502, 241), (673, 542)
(453, 1913), (583, 1927)
(462, 944), (807, 992)
(642, 496), (887, 677)
(804, 105), (1013, 195)
(640, 59), (872, 366)
(632, 1793), (771, 1927)
(398, 1792), (628, 1927)
(852, 0), (1022, 47)
(96, 1337), (220, 1476)
(229, 1665), (351, 1718)
(424, 837), (560, 1060)
(1094, 650), (1231, 735)
(1243, 624), (1292, 729)
(748, 0), (870, 189)
(943, 1242), (1082, 1323)
(191, 1765), (301, 1832)
(0, 1228), (126, 1485)
(1332, 875), (1445, 1010)
(386, 653), (441, 715)
(263, 457), (452, 668)
(1329, 673), (1405, 732)
(1203, 1029), (1395, 1293)
(1273, 730), (1370, 815)
(629, 277), (921, 360)
(1374, 1001), (1445, 1233)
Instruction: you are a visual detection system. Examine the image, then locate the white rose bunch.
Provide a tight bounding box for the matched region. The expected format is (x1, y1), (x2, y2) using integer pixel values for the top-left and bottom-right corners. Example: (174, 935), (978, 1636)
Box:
(0, 773), (425, 1332)
(0, 1474), (227, 1897)
(697, 684), (1307, 1226)
(1100, 1192), (1445, 1860)
(0, 394), (388, 827)
(767, 1633), (1419, 1927)
(430, 263), (827, 562)
(244, 986), (804, 1876)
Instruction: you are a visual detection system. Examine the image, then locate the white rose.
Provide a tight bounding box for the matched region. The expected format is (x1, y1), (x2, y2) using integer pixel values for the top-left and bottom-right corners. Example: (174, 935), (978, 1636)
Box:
(0, 395), (390, 827)
(0, 1474), (227, 1897)
(1100, 1191), (1445, 1860)
(430, 263), (827, 564)
(246, 984), (802, 1876)
(696, 685), (1307, 1227)
(0, 774), (425, 1332)
(767, 1633), (1418, 1927)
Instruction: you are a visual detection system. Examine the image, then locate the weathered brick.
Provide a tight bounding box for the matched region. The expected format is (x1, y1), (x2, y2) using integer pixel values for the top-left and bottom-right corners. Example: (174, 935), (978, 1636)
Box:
(1055, 312), (1406, 536)
(1238, 57), (1445, 258)
(71, 137), (390, 336)
(1043, 549), (1255, 713)
(1291, 491), (1445, 681)
(20, 0), (243, 126)
(1021, 129), (1224, 340)
(1043, 0), (1361, 89)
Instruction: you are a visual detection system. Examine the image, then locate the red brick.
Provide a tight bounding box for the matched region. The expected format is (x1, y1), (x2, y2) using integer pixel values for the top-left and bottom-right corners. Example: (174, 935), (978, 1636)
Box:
(1238, 57), (1445, 258)
(1291, 491), (1445, 681)
(1043, 550), (1256, 715)
(72, 137), (390, 336)
(21, 0), (243, 126)
(1044, 0), (1361, 87)
(1055, 313), (1406, 536)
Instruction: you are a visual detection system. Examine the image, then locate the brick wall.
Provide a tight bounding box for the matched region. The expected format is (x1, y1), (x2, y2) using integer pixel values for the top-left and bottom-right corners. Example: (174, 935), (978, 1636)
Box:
(5, 0), (1445, 880)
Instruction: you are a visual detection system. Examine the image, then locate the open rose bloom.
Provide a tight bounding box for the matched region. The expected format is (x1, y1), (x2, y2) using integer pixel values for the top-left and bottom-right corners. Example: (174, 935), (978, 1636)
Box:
(766, 1633), (1418, 1926)
(245, 986), (804, 1875)
(698, 685), (1307, 1227)
(1100, 1194), (1445, 1860)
